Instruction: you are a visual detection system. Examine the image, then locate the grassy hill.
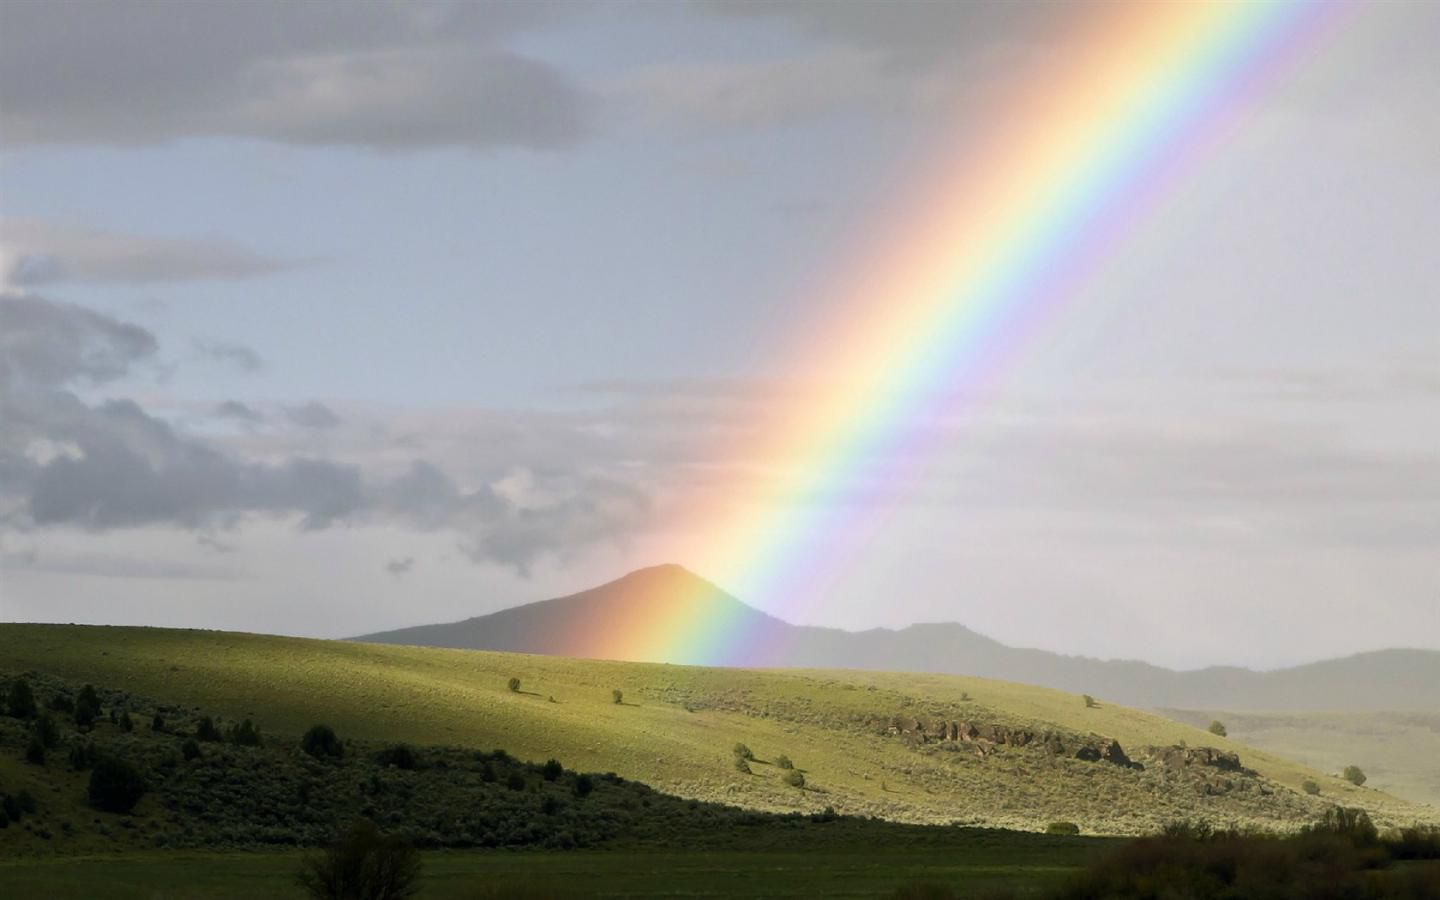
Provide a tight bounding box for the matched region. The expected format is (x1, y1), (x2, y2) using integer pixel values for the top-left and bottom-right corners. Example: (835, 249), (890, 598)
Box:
(1, 623), (1429, 840)
(1160, 709), (1440, 809)
(357, 565), (1440, 712)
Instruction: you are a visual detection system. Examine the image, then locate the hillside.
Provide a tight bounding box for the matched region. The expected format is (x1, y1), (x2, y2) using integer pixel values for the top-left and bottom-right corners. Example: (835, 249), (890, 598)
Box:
(356, 565), (1440, 712)
(0, 623), (1429, 838)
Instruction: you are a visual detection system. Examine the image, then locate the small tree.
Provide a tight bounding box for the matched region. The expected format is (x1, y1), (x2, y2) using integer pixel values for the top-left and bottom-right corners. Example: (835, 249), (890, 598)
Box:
(1083, 695), (1098, 709)
(775, 754), (794, 770)
(733, 743), (754, 761)
(573, 774), (594, 798)
(612, 689), (623, 705)
(68, 742), (97, 771)
(783, 769), (805, 789)
(119, 710), (134, 733)
(75, 685), (101, 730)
(302, 724), (345, 760)
(182, 739), (202, 761)
(960, 692), (972, 702)
(6, 678), (36, 720)
(151, 713), (166, 732)
(227, 718), (262, 747)
(507, 677), (521, 693)
(195, 716), (223, 742)
(507, 773), (526, 791)
(88, 755), (146, 813)
(34, 713), (60, 749)
(1343, 765), (1367, 787)
(1208, 720), (1228, 737)
(1302, 780), (1321, 796)
(296, 818), (421, 900)
(542, 759), (563, 781)
(376, 744), (417, 770)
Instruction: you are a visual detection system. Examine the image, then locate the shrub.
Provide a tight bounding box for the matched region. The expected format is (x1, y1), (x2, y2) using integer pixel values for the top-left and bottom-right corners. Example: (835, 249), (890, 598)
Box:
(573, 774), (594, 798)
(542, 759), (563, 781)
(507, 677), (521, 693)
(1302, 780), (1321, 796)
(480, 762), (496, 783)
(227, 718), (263, 747)
(960, 692), (972, 702)
(1208, 720), (1228, 737)
(49, 693), (74, 713)
(25, 735), (45, 765)
(118, 710), (134, 733)
(34, 713), (60, 748)
(775, 754), (794, 770)
(1047, 821), (1081, 835)
(296, 818), (421, 900)
(1343, 765), (1367, 787)
(783, 770), (805, 789)
(732, 743), (754, 761)
(734, 757), (751, 774)
(507, 773), (526, 792)
(75, 684), (101, 729)
(6, 678), (36, 719)
(195, 716), (223, 742)
(68, 742), (97, 771)
(1, 794), (22, 822)
(1083, 694), (1098, 709)
(302, 724), (344, 760)
(1308, 806), (1378, 845)
(612, 689), (623, 705)
(377, 744), (418, 770)
(88, 755), (146, 813)
(151, 713), (166, 732)
(1390, 825), (1440, 860)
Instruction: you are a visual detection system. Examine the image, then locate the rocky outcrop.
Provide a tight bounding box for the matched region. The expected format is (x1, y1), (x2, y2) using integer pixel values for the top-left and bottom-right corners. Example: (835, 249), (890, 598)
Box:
(1146, 745), (1254, 776)
(872, 714), (1140, 768)
(1138, 745), (1262, 796)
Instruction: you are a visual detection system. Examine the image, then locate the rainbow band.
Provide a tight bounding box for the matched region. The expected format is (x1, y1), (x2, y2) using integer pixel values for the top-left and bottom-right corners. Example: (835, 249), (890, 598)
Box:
(620, 1), (1344, 665)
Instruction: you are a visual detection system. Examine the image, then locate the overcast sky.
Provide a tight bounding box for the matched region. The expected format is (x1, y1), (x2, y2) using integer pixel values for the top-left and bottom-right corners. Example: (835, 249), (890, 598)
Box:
(1, 0), (1436, 670)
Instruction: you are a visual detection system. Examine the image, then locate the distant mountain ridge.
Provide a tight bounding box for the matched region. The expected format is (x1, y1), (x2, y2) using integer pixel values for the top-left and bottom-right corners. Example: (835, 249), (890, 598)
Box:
(354, 564), (1440, 712)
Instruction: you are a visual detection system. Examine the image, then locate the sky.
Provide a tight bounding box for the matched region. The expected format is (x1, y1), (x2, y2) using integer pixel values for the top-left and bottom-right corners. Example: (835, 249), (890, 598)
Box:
(1, 0), (1437, 670)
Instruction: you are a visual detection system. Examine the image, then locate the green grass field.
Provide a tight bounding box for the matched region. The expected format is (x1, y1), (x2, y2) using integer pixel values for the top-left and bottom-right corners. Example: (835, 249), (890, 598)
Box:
(0, 840), (1106, 899)
(1, 623), (1427, 837)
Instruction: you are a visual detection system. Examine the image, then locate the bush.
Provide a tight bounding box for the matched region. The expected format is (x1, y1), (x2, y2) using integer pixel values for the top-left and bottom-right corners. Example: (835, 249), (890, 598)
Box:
(507, 677), (521, 693)
(783, 770), (805, 788)
(119, 710), (134, 733)
(88, 755), (146, 813)
(180, 738), (202, 760)
(195, 716), (223, 742)
(296, 818), (421, 900)
(1343, 765), (1367, 787)
(49, 693), (74, 713)
(542, 759), (563, 782)
(733, 743), (754, 760)
(1208, 720), (1228, 737)
(25, 734), (45, 765)
(1302, 780), (1321, 796)
(151, 713), (165, 732)
(75, 685), (101, 729)
(1047, 821), (1081, 835)
(1307, 806), (1378, 845)
(612, 689), (623, 705)
(1083, 694), (1098, 709)
(34, 713), (60, 749)
(573, 774), (594, 798)
(377, 744), (418, 770)
(68, 742), (97, 771)
(507, 773), (526, 791)
(6, 678), (36, 719)
(227, 718), (263, 747)
(302, 724), (345, 759)
(775, 754), (794, 770)
(734, 757), (751, 774)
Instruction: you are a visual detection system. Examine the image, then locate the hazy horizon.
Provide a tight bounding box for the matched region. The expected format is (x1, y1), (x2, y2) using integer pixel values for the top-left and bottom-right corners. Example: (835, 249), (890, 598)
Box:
(3, 0), (1438, 670)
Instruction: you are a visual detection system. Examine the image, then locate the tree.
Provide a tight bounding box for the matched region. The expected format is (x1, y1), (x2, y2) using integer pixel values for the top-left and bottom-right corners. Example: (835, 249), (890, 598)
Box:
(25, 735), (45, 765)
(775, 754), (794, 770)
(6, 678), (36, 720)
(227, 718), (262, 747)
(1343, 765), (1367, 787)
(1083, 695), (1098, 709)
(733, 743), (754, 761)
(34, 713), (60, 749)
(151, 713), (166, 732)
(733, 756), (751, 774)
(88, 756), (146, 813)
(1302, 780), (1321, 796)
(783, 770), (805, 789)
(75, 684), (102, 729)
(296, 818), (421, 900)
(542, 759), (563, 781)
(612, 689), (623, 705)
(119, 710), (134, 733)
(196, 716), (223, 742)
(507, 677), (521, 693)
(182, 739), (202, 761)
(573, 774), (594, 798)
(1208, 720), (1228, 737)
(302, 724), (345, 760)
(376, 745), (417, 770)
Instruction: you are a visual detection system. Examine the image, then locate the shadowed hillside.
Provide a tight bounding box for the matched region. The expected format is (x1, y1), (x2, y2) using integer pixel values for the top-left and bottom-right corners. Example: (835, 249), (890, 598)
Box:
(356, 565), (1440, 713)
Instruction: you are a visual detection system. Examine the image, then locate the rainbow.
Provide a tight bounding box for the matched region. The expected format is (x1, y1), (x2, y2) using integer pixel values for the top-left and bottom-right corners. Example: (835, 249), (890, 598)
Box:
(595, 0), (1344, 665)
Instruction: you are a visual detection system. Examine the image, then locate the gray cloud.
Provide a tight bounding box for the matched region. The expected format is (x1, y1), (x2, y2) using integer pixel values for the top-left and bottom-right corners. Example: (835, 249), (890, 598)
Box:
(213, 401), (266, 424)
(194, 340), (263, 373)
(286, 402), (343, 430)
(385, 556), (415, 576)
(0, 293), (653, 572)
(0, 219), (298, 288)
(0, 1), (590, 151)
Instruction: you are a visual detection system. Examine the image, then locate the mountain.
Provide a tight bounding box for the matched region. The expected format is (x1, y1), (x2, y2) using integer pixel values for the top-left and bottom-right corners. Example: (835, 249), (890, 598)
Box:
(354, 564), (1440, 713)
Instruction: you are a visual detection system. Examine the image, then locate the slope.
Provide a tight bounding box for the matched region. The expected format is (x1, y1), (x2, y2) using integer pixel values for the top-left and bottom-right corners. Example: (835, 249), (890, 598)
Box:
(0, 623), (1429, 837)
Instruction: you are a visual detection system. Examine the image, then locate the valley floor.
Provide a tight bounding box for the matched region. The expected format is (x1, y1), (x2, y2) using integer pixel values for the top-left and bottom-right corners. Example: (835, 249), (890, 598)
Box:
(0, 842), (1104, 899)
